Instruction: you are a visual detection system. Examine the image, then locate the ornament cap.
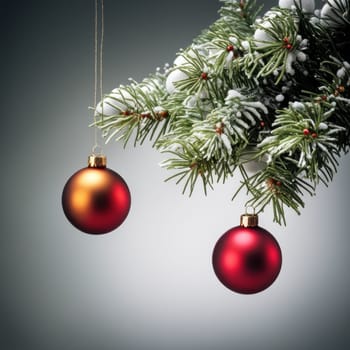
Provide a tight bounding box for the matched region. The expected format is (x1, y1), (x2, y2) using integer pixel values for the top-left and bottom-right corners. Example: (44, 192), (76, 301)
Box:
(240, 213), (259, 227)
(88, 154), (107, 168)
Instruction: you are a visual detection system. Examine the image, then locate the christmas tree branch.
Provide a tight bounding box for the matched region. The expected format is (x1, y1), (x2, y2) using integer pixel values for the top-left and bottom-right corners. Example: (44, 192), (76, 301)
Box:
(94, 0), (350, 224)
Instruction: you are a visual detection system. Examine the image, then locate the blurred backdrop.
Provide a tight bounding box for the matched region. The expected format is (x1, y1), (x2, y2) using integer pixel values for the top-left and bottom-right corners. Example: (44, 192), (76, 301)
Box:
(1, 0), (350, 349)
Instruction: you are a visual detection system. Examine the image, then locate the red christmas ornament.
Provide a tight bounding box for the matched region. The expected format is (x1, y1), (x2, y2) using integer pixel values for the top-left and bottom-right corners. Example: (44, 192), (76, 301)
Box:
(212, 211), (282, 294)
(62, 155), (131, 234)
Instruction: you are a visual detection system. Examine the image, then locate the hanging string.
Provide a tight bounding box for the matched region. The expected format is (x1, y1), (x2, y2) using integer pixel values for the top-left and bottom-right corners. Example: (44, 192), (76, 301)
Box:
(99, 0), (104, 104)
(92, 0), (104, 155)
(93, 0), (98, 110)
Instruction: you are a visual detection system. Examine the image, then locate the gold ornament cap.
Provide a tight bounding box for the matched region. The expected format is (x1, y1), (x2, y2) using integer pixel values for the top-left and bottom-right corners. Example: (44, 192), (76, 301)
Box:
(240, 209), (259, 227)
(88, 154), (107, 168)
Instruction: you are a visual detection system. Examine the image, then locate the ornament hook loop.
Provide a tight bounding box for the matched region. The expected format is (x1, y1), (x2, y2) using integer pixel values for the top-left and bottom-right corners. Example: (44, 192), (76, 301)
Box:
(92, 144), (103, 156)
(245, 206), (256, 215)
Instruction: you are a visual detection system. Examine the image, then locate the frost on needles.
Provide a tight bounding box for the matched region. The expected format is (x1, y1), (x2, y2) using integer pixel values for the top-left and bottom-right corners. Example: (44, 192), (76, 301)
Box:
(94, 0), (350, 225)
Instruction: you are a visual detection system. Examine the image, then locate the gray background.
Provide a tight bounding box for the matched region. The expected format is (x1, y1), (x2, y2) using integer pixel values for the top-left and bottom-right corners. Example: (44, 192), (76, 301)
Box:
(1, 0), (350, 349)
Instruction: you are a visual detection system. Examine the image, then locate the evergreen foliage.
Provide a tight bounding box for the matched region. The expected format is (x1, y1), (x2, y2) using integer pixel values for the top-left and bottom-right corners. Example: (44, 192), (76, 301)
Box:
(94, 0), (350, 224)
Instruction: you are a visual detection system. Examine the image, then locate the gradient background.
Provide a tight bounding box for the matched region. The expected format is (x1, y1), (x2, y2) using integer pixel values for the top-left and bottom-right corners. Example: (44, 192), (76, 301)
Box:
(2, 1), (350, 349)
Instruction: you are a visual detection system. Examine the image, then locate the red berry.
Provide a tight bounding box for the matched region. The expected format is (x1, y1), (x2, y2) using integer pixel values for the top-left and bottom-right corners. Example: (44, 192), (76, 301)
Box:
(215, 122), (224, 135)
(311, 132), (318, 139)
(260, 121), (265, 128)
(158, 110), (168, 119)
(201, 72), (208, 80)
(226, 44), (234, 52)
(266, 178), (275, 188)
(215, 128), (222, 135)
(303, 129), (310, 136)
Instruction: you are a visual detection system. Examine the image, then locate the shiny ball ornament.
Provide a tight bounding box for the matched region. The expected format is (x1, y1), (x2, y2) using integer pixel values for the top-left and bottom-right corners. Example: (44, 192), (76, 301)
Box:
(62, 155), (131, 234)
(212, 213), (282, 294)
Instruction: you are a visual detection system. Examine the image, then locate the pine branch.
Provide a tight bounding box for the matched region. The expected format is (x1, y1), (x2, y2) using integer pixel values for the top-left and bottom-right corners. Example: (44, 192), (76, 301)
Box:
(94, 73), (170, 146)
(258, 102), (344, 184)
(158, 89), (268, 195)
(218, 0), (263, 28)
(94, 0), (350, 225)
(239, 159), (315, 225)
